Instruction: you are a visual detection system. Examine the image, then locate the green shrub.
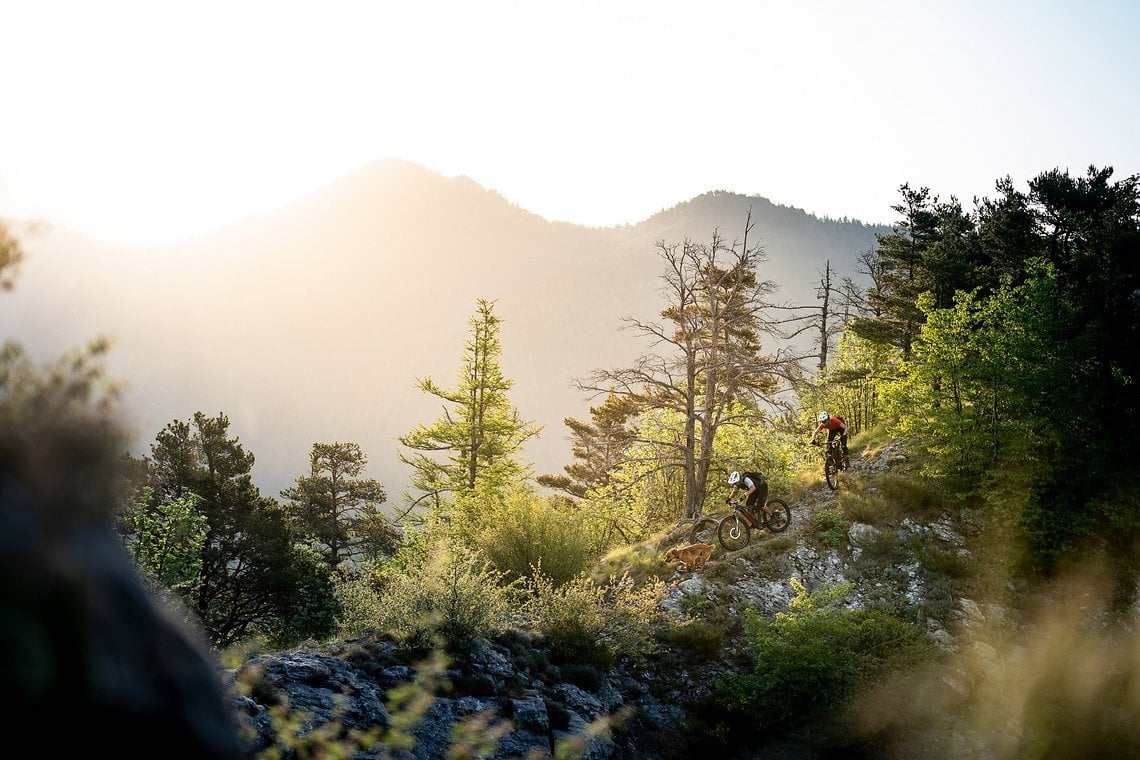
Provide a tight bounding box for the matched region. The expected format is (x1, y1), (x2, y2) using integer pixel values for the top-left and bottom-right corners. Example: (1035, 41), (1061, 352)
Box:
(664, 620), (724, 659)
(333, 563), (387, 638)
(877, 473), (945, 517)
(677, 591), (715, 618)
(558, 662), (608, 691)
(908, 534), (973, 579)
(338, 540), (521, 649)
(264, 544), (340, 649)
(703, 554), (745, 584)
(838, 487), (899, 526)
(763, 534), (797, 554)
(697, 579), (927, 750)
(526, 569), (665, 667)
(916, 572), (958, 622)
(542, 615), (615, 671)
(730, 534), (796, 579)
(592, 542), (674, 586)
(811, 508), (848, 548)
(860, 527), (901, 560)
(475, 489), (596, 587)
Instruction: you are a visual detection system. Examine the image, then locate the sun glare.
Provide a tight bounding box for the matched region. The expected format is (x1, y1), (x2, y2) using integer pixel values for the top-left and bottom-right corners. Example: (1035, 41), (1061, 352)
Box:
(1, 2), (1138, 245)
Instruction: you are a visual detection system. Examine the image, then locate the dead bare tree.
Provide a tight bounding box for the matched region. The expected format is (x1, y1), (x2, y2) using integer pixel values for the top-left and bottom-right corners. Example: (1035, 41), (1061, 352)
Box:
(575, 211), (790, 519)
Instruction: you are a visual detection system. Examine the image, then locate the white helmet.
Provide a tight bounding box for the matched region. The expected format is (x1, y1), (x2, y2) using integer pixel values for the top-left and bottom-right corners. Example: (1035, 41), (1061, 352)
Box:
(728, 471), (741, 485)
(818, 411), (830, 423)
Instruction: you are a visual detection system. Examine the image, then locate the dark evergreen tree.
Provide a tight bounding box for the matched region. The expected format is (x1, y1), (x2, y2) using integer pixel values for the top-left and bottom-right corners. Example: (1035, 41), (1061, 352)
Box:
(281, 441), (393, 571)
(1018, 166), (1140, 573)
(145, 412), (335, 648)
(974, 175), (1045, 288)
(923, 197), (984, 309)
(852, 184), (940, 359)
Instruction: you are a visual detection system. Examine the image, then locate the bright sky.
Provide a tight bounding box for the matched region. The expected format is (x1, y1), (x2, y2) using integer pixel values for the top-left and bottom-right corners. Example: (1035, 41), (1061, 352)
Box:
(2, 0), (1137, 246)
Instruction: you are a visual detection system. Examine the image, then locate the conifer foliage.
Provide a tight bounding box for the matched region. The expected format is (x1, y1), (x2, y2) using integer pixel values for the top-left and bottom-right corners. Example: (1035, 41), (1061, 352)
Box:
(398, 299), (540, 514)
(281, 441), (393, 571)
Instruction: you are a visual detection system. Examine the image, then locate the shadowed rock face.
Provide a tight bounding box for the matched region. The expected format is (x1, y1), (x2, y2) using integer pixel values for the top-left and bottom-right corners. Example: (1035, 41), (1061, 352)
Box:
(0, 373), (243, 758)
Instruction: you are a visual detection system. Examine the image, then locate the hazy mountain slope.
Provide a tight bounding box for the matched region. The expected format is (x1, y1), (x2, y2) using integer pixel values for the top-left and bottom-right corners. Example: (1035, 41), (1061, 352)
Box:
(1, 160), (889, 502)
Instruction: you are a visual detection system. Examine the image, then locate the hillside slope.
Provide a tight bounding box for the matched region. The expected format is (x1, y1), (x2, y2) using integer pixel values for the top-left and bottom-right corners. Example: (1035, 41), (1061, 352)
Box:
(228, 439), (1022, 759)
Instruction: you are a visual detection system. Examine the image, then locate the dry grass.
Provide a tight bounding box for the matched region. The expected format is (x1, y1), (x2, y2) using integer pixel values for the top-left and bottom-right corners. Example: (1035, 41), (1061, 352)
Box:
(852, 564), (1140, 759)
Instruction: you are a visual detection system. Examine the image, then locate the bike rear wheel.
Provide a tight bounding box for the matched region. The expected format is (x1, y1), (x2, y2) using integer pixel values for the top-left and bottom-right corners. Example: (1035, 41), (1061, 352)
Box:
(689, 516), (719, 545)
(764, 498), (791, 533)
(717, 512), (751, 551)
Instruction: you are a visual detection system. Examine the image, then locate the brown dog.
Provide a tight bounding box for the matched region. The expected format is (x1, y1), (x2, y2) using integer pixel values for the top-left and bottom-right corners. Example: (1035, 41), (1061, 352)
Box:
(664, 542), (715, 571)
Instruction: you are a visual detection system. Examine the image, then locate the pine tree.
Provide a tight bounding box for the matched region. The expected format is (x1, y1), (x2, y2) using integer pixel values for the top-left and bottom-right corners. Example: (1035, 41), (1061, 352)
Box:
(146, 411), (331, 647)
(538, 393), (639, 498)
(281, 441), (392, 571)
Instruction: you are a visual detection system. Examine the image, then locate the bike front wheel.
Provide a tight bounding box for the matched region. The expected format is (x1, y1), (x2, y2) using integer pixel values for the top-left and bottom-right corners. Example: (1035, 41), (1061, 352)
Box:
(764, 498), (791, 533)
(825, 457), (839, 490)
(689, 516), (719, 545)
(718, 512), (752, 551)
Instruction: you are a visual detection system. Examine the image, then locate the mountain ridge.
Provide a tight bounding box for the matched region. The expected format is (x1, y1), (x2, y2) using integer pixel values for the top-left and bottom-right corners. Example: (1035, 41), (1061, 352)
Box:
(1, 161), (891, 502)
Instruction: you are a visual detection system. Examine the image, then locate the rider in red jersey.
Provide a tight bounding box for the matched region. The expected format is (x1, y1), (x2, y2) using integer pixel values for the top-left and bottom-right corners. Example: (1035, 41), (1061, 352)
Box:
(810, 411), (849, 469)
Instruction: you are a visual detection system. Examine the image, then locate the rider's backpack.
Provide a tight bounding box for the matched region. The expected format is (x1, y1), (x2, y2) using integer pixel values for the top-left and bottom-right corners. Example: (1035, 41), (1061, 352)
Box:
(741, 471), (766, 486)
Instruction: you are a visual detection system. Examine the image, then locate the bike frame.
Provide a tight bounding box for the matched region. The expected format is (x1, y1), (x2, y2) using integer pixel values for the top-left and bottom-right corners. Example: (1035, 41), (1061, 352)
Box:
(827, 438), (844, 465)
(726, 501), (760, 528)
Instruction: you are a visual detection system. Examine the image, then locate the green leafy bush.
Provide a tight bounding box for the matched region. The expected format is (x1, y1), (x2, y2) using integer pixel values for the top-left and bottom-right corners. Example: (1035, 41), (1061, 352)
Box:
(908, 534), (973, 579)
(592, 542), (674, 586)
(264, 544), (340, 649)
(664, 619), (724, 659)
(475, 489), (596, 587)
(810, 507), (848, 548)
(333, 563), (387, 638)
(703, 554), (746, 584)
(838, 487), (896, 526)
(677, 591), (715, 618)
(120, 488), (207, 593)
(876, 473), (945, 517)
(526, 569), (665, 668)
(696, 579), (927, 750)
(860, 527), (901, 560)
(337, 540), (520, 649)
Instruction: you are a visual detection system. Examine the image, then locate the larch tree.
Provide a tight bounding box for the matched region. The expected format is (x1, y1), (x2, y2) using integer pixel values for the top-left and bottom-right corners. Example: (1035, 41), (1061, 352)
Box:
(281, 441), (392, 571)
(398, 299), (540, 517)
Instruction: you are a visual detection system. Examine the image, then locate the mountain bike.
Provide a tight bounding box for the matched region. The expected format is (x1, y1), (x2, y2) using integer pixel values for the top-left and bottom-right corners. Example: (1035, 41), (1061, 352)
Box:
(821, 437), (848, 490)
(717, 496), (791, 551)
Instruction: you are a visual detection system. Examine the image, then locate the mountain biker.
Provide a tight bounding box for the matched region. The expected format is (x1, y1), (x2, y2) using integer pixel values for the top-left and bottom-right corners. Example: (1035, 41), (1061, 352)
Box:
(728, 470), (771, 521)
(811, 411), (849, 469)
